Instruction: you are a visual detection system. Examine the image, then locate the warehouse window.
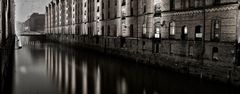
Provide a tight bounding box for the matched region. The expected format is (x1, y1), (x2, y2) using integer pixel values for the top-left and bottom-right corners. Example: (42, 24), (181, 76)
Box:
(181, 0), (189, 9)
(130, 0), (133, 16)
(170, 0), (175, 10)
(107, 26), (110, 36)
(212, 47), (219, 61)
(195, 0), (203, 7)
(212, 19), (221, 41)
(181, 26), (188, 40)
(143, 1), (146, 13)
(102, 26), (104, 36)
(213, 0), (221, 5)
(122, 0), (126, 6)
(130, 24), (133, 37)
(113, 25), (117, 37)
(169, 22), (175, 39)
(170, 44), (174, 54)
(195, 25), (202, 40)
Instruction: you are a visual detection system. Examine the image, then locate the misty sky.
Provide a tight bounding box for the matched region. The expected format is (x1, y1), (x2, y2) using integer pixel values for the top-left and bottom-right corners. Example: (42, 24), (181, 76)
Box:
(16, 0), (50, 22)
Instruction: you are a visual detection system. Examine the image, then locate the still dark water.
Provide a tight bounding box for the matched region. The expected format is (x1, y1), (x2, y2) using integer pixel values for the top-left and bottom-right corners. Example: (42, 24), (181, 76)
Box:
(10, 39), (240, 94)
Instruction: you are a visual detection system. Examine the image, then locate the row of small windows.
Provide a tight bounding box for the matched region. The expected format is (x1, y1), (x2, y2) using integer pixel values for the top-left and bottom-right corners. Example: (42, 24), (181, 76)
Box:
(170, 0), (221, 10)
(168, 19), (220, 41)
(170, 44), (219, 60)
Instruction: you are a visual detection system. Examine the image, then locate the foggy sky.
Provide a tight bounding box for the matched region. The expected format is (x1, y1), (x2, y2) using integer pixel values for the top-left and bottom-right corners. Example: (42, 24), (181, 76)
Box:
(16, 0), (50, 22)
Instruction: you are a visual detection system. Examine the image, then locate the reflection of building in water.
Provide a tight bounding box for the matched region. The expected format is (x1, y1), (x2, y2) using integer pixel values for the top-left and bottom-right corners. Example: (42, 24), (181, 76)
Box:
(71, 56), (76, 94)
(45, 44), (240, 94)
(64, 54), (69, 93)
(95, 66), (101, 94)
(82, 63), (88, 94)
(117, 78), (127, 94)
(58, 51), (62, 90)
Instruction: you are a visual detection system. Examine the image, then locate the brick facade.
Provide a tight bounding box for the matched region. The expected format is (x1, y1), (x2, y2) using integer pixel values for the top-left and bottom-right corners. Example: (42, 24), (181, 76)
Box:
(45, 0), (240, 85)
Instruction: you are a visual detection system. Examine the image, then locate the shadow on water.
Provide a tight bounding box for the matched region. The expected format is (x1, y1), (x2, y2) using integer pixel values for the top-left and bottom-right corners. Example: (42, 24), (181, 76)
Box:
(5, 36), (240, 94)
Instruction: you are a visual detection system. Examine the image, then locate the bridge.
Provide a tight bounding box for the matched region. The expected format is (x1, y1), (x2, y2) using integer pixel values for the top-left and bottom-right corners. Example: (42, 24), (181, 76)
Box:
(17, 31), (47, 44)
(18, 31), (46, 36)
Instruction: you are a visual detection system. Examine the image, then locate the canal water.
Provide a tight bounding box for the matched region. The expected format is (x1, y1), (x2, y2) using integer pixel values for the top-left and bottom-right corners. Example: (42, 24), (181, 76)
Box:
(10, 38), (240, 94)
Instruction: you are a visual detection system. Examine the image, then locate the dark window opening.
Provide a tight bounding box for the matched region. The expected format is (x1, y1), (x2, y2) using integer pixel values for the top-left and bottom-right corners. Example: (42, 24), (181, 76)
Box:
(213, 0), (221, 5)
(195, 25), (202, 41)
(130, 24), (133, 37)
(195, 0), (203, 7)
(120, 37), (126, 48)
(102, 26), (104, 36)
(170, 44), (174, 54)
(97, 7), (99, 12)
(143, 5), (146, 13)
(107, 26), (110, 36)
(96, 36), (99, 44)
(170, 0), (175, 10)
(142, 41), (146, 50)
(212, 47), (219, 61)
(181, 0), (188, 9)
(113, 25), (117, 37)
(122, 0), (126, 6)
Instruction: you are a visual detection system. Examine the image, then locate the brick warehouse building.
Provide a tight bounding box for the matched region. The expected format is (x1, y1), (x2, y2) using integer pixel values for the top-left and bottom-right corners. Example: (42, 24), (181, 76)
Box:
(24, 13), (45, 32)
(46, 0), (240, 84)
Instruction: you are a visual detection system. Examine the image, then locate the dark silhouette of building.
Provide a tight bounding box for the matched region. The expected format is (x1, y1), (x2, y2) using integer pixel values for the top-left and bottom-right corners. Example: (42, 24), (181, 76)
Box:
(0, 0), (15, 94)
(24, 13), (45, 32)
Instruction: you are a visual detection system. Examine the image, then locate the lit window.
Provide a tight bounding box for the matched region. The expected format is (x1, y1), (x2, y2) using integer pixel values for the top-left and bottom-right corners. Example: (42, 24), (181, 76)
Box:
(170, 22), (175, 36)
(181, 26), (188, 40)
(154, 22), (161, 38)
(212, 19), (221, 41)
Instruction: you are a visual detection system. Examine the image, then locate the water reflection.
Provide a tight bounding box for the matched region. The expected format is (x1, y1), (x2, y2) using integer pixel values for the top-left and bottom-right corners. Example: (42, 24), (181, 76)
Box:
(12, 36), (240, 94)
(45, 43), (240, 94)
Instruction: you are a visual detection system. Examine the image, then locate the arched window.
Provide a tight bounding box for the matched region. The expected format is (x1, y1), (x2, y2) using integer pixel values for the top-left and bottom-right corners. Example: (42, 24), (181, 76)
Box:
(181, 26), (188, 40)
(212, 47), (219, 61)
(195, 25), (202, 40)
(212, 19), (221, 41)
(169, 22), (175, 39)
